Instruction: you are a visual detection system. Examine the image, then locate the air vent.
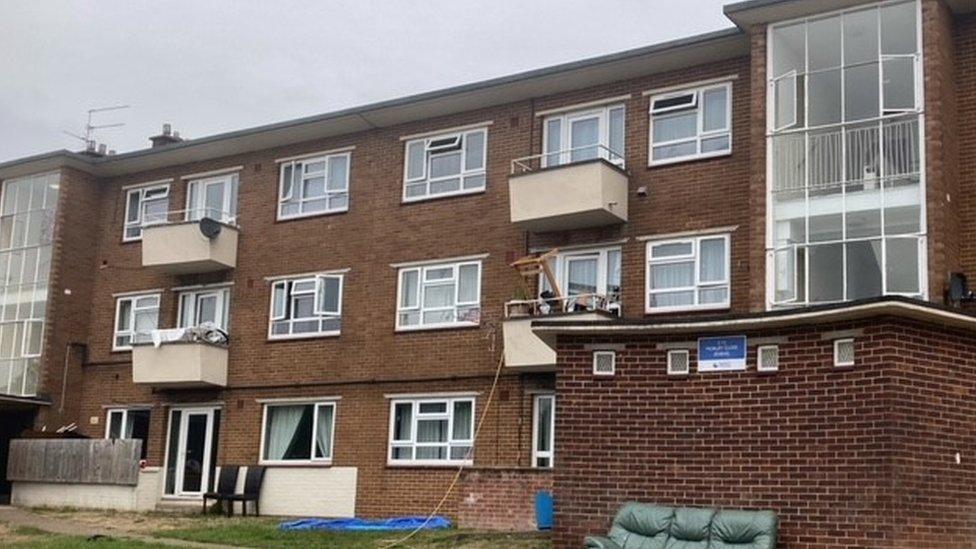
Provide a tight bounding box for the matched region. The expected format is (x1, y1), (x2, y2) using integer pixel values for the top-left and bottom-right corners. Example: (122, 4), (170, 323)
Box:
(834, 338), (855, 367)
(757, 345), (779, 372)
(592, 351), (616, 376)
(667, 350), (689, 375)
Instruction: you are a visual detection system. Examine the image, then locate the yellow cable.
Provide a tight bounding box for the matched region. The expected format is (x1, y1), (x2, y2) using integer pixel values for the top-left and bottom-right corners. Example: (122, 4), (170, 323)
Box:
(381, 351), (506, 548)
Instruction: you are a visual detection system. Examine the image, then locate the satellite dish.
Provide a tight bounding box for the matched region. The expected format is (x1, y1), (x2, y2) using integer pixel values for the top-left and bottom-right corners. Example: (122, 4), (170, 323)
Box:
(199, 217), (222, 239)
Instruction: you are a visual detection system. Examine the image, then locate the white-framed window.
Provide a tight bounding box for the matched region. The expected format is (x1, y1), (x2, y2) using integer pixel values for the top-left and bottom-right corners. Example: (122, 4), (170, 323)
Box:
(757, 345), (780, 372)
(278, 153), (350, 220)
(396, 260), (481, 331)
(388, 396), (474, 465)
(186, 173), (239, 224)
(105, 408), (150, 459)
(113, 293), (160, 351)
(123, 184), (170, 241)
(532, 394), (555, 468)
(592, 351), (616, 376)
(834, 338), (855, 367)
(403, 128), (487, 202)
(543, 104), (625, 168)
(649, 82), (732, 166)
(646, 234), (730, 313)
(268, 274), (343, 339)
(177, 287), (231, 332)
(260, 401), (336, 464)
(767, 1), (925, 308)
(539, 247), (621, 312)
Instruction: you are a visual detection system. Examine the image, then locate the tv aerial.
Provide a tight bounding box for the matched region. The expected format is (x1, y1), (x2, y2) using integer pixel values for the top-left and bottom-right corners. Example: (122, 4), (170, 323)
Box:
(64, 105), (130, 155)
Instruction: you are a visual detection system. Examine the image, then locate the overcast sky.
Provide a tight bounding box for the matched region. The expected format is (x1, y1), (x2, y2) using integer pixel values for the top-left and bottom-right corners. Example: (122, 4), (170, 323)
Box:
(0, 0), (731, 163)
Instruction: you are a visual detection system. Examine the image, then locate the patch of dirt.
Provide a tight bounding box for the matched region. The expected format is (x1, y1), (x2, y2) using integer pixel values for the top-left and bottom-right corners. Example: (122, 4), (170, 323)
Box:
(0, 522), (39, 545)
(34, 509), (258, 535)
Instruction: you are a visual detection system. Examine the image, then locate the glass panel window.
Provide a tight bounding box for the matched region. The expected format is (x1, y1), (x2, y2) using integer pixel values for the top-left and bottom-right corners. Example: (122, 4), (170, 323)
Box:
(542, 104), (625, 168)
(261, 402), (336, 463)
(403, 129), (487, 201)
(767, 1), (924, 307)
(105, 408), (150, 459)
(113, 293), (160, 350)
(538, 247), (622, 313)
(123, 184), (169, 241)
(187, 174), (238, 224)
(268, 274), (343, 339)
(650, 83), (731, 165)
(396, 260), (481, 330)
(388, 397), (475, 465)
(0, 172), (58, 396)
(647, 235), (730, 312)
(278, 153), (350, 219)
(532, 394), (555, 469)
(177, 287), (231, 332)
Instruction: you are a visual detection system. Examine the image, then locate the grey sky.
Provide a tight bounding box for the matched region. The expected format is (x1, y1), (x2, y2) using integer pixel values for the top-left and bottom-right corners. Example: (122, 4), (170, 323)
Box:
(0, 0), (731, 162)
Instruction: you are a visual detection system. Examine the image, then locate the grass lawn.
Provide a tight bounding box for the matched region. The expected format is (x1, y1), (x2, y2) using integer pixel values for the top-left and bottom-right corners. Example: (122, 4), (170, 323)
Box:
(155, 519), (552, 548)
(0, 525), (170, 548)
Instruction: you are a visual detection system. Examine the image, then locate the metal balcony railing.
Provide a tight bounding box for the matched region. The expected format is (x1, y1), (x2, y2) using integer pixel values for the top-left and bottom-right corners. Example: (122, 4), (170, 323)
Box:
(510, 144), (624, 174)
(504, 293), (618, 318)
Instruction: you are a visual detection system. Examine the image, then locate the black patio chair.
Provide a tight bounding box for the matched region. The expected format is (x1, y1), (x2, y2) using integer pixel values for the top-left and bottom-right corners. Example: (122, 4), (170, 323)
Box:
(227, 465), (266, 517)
(202, 465), (240, 516)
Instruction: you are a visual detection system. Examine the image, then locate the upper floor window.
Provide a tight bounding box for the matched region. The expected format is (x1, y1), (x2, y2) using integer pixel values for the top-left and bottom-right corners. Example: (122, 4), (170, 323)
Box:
(123, 183), (169, 241)
(649, 83), (731, 166)
(186, 173), (238, 224)
(403, 128), (486, 202)
(114, 293), (160, 350)
(543, 104), (625, 168)
(389, 396), (474, 465)
(539, 246), (621, 313)
(178, 287), (231, 332)
(767, 1), (923, 307)
(269, 274), (343, 339)
(396, 259), (481, 331)
(278, 153), (350, 220)
(646, 234), (730, 313)
(261, 401), (336, 464)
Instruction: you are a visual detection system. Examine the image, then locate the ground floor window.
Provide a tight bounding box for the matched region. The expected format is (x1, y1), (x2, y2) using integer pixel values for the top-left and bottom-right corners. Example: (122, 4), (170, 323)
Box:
(389, 396), (474, 465)
(260, 401), (336, 464)
(105, 408), (150, 459)
(532, 394), (555, 468)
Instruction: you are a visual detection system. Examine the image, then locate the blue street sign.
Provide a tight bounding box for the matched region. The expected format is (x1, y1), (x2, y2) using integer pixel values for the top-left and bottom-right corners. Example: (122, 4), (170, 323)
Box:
(698, 336), (747, 372)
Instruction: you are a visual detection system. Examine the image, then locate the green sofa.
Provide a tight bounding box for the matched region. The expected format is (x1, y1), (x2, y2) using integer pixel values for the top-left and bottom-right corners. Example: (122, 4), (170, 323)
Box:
(585, 503), (777, 549)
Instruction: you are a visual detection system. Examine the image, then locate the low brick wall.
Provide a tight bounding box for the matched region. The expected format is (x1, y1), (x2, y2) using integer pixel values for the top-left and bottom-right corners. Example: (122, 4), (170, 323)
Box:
(458, 468), (553, 531)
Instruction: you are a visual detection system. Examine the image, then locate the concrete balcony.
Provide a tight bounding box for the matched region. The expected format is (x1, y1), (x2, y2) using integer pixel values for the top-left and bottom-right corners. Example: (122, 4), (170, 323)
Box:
(502, 295), (616, 371)
(508, 154), (628, 233)
(141, 221), (238, 274)
(131, 341), (228, 388)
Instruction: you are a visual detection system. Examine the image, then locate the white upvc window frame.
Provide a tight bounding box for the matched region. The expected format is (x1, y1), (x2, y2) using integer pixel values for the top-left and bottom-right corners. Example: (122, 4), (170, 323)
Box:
(259, 400), (337, 465)
(395, 260), (482, 332)
(532, 393), (555, 469)
(539, 246), (622, 311)
(645, 234), (731, 314)
(104, 407), (150, 439)
(402, 128), (487, 203)
(177, 287), (231, 332)
(113, 293), (160, 351)
(267, 274), (344, 340)
(123, 183), (170, 242)
(185, 173), (239, 225)
(542, 104), (626, 168)
(388, 396), (475, 467)
(277, 152), (351, 221)
(648, 82), (732, 167)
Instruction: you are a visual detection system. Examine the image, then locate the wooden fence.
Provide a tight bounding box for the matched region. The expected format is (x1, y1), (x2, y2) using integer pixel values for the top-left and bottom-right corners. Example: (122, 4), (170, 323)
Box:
(7, 439), (142, 486)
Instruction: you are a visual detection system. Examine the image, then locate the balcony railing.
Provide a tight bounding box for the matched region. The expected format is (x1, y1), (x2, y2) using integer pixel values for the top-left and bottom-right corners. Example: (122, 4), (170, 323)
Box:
(771, 117), (920, 194)
(504, 293), (618, 318)
(510, 144), (624, 174)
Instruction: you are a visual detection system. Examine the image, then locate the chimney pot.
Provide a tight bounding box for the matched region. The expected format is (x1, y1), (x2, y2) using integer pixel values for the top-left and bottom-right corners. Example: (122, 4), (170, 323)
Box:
(97, 143), (107, 155)
(162, 123), (172, 136)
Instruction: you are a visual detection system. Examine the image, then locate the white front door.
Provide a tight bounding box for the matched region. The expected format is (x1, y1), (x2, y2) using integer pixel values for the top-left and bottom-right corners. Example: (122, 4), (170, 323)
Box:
(164, 407), (220, 498)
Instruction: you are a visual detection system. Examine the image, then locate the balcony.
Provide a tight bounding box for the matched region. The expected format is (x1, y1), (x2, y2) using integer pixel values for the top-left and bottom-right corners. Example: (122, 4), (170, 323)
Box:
(502, 294), (616, 371)
(131, 327), (228, 388)
(141, 214), (238, 274)
(508, 146), (628, 232)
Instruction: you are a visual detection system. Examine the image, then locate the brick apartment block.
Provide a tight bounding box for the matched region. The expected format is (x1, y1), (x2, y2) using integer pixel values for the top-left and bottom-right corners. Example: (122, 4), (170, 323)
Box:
(2, 0), (976, 546)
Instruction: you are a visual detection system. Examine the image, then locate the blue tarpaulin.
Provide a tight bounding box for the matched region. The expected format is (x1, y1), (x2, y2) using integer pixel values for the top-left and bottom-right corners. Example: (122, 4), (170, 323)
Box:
(279, 516), (452, 532)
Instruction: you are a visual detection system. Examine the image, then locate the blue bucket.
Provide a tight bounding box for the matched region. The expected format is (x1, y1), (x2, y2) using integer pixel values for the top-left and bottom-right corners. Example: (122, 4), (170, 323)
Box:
(535, 490), (554, 530)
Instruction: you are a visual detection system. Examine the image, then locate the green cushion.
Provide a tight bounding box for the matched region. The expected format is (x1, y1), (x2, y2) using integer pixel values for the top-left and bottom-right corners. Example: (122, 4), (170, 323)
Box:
(664, 507), (715, 549)
(608, 502), (673, 549)
(709, 509), (778, 549)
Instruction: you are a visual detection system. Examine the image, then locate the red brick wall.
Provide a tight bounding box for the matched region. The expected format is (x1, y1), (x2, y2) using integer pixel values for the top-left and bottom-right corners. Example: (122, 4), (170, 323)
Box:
(458, 468), (553, 531)
(954, 11), (976, 283)
(552, 318), (976, 548)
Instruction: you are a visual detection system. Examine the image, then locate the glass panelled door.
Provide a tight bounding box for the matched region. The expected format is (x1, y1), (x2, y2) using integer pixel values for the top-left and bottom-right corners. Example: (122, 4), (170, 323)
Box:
(164, 407), (220, 498)
(187, 175), (238, 224)
(568, 114), (600, 163)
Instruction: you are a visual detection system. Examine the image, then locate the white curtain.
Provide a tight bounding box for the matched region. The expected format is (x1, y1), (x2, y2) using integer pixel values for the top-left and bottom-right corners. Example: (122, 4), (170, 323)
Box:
(699, 240), (726, 282)
(265, 406), (304, 460)
(651, 262), (693, 289)
(567, 259), (597, 295)
(452, 401), (472, 441)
